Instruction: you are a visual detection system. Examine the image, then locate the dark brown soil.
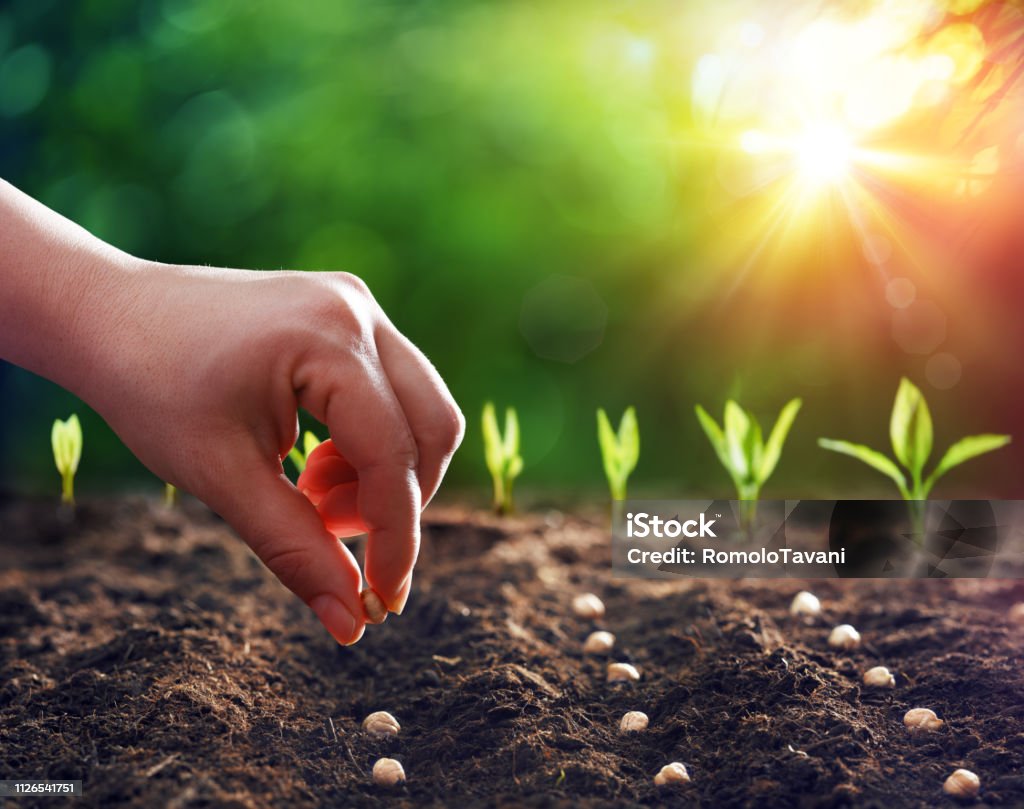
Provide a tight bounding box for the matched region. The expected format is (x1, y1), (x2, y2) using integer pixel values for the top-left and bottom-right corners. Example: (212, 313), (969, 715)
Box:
(2, 496), (1024, 808)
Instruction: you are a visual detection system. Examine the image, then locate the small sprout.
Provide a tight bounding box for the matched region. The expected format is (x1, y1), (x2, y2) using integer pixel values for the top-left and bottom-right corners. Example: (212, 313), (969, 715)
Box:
(607, 662), (640, 683)
(372, 757), (406, 787)
(51, 414), (83, 506)
(572, 593), (606, 620)
(361, 589), (388, 625)
(862, 666), (895, 688)
(903, 707), (943, 733)
(619, 711), (649, 733)
(789, 591), (821, 618)
(828, 624), (861, 650)
(695, 398), (802, 530)
(482, 403), (523, 515)
(1008, 603), (1024, 624)
(583, 630), (615, 656)
(596, 407), (640, 500)
(819, 378), (1011, 540)
(943, 769), (980, 800)
(362, 711), (400, 737)
(287, 430), (323, 474)
(654, 762), (690, 786)
(163, 483), (178, 508)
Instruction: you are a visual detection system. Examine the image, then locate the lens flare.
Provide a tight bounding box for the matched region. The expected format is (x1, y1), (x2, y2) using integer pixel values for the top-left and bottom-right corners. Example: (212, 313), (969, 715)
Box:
(794, 124), (853, 185)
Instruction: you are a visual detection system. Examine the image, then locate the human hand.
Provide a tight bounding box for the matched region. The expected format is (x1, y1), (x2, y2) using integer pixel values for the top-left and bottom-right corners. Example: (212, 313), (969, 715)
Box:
(80, 264), (464, 645)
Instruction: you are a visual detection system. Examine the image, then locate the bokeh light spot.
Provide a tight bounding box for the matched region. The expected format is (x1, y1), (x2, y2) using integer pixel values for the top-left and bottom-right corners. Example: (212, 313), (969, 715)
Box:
(892, 300), (947, 354)
(926, 352), (963, 390)
(520, 275), (608, 364)
(0, 44), (51, 117)
(886, 277), (917, 308)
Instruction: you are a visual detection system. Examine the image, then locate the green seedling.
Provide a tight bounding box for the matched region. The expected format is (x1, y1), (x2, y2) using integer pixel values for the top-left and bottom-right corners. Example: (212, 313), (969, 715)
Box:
(818, 377), (1011, 539)
(695, 397), (802, 530)
(482, 402), (523, 515)
(596, 407), (639, 500)
(51, 414), (83, 506)
(164, 483), (178, 508)
(287, 430), (323, 474)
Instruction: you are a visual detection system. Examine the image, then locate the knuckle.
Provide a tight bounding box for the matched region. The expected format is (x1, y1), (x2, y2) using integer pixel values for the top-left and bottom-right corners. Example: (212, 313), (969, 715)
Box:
(424, 400), (465, 454)
(260, 545), (315, 592)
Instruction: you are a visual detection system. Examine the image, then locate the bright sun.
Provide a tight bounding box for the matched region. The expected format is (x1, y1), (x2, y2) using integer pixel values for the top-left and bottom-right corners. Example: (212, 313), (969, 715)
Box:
(794, 124), (853, 185)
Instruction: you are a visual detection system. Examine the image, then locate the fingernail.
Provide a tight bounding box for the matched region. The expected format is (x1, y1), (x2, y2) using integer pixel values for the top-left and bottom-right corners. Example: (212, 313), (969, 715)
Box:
(388, 573), (413, 615)
(310, 594), (361, 645)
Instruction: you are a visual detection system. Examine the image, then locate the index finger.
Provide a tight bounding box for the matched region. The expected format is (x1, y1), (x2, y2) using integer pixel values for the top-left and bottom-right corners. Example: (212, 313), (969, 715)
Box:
(296, 352), (421, 614)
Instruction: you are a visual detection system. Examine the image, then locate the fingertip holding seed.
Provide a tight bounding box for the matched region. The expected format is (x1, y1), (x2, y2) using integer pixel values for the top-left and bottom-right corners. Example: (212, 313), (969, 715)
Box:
(654, 762), (690, 786)
(372, 757), (406, 787)
(619, 711), (649, 733)
(943, 768), (980, 800)
(828, 624), (861, 650)
(903, 707), (943, 733)
(607, 662), (640, 683)
(583, 631), (615, 655)
(362, 711), (401, 737)
(573, 593), (606, 620)
(862, 666), (895, 688)
(361, 588), (388, 625)
(790, 591), (821, 618)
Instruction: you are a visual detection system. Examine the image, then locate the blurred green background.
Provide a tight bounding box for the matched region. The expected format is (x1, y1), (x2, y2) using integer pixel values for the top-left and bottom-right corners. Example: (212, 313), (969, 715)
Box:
(2, 0), (1023, 503)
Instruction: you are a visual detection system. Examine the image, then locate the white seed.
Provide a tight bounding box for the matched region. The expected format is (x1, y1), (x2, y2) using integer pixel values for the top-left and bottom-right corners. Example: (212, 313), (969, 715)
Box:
(619, 711), (649, 733)
(943, 768), (980, 799)
(828, 624), (861, 650)
(583, 631), (615, 655)
(903, 707), (943, 733)
(361, 589), (388, 624)
(862, 666), (895, 688)
(362, 711), (401, 737)
(607, 662), (640, 683)
(372, 757), (406, 787)
(654, 762), (690, 786)
(789, 591), (821, 617)
(1008, 603), (1024, 624)
(573, 593), (606, 620)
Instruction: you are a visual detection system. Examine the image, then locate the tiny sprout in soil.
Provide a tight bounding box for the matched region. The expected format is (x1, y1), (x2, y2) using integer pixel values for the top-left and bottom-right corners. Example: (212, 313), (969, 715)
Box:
(287, 430), (323, 474)
(51, 414), (82, 506)
(164, 483), (177, 508)
(596, 406), (639, 500)
(818, 377), (1010, 540)
(482, 402), (523, 515)
(695, 397), (802, 531)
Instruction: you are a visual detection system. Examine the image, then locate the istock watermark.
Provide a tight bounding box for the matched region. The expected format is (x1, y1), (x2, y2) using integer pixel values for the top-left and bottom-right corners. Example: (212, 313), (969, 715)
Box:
(612, 500), (1024, 579)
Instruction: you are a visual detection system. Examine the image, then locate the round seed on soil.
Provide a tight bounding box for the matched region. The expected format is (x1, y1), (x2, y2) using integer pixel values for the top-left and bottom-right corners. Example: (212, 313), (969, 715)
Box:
(619, 711), (648, 733)
(943, 768), (980, 799)
(1008, 603), (1024, 623)
(362, 711), (400, 737)
(903, 707), (943, 733)
(583, 630), (615, 655)
(573, 593), (605, 620)
(607, 662), (640, 683)
(862, 666), (895, 688)
(828, 624), (861, 650)
(361, 589), (388, 624)
(654, 762), (690, 786)
(790, 591), (821, 617)
(372, 757), (406, 786)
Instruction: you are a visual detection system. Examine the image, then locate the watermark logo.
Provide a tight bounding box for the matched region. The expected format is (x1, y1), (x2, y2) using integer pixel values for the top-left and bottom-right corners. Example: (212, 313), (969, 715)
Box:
(626, 511), (719, 539)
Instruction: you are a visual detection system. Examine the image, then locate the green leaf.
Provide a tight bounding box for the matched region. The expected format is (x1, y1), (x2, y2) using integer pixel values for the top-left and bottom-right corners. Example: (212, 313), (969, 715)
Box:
(303, 430), (321, 459)
(890, 378), (933, 478)
(818, 438), (910, 499)
(503, 407), (520, 461)
(596, 408), (621, 494)
(482, 402), (503, 480)
(695, 405), (732, 474)
(287, 447), (306, 473)
(758, 398), (802, 484)
(922, 434), (1012, 497)
(51, 414), (82, 476)
(617, 406), (639, 478)
(723, 401), (752, 480)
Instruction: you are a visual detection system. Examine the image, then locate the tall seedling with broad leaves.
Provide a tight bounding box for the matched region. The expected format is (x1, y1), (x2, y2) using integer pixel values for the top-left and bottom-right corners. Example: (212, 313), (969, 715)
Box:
(695, 398), (802, 530)
(483, 403), (523, 515)
(51, 414), (83, 506)
(819, 377), (1011, 540)
(287, 430), (323, 474)
(596, 407), (639, 500)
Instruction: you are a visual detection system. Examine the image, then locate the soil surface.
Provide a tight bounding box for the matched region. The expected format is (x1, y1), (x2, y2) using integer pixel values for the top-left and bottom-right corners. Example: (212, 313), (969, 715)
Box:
(2, 496), (1024, 808)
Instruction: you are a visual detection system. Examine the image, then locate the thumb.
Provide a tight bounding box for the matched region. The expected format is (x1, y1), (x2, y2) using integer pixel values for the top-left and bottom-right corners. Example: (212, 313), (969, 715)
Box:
(204, 453), (367, 646)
